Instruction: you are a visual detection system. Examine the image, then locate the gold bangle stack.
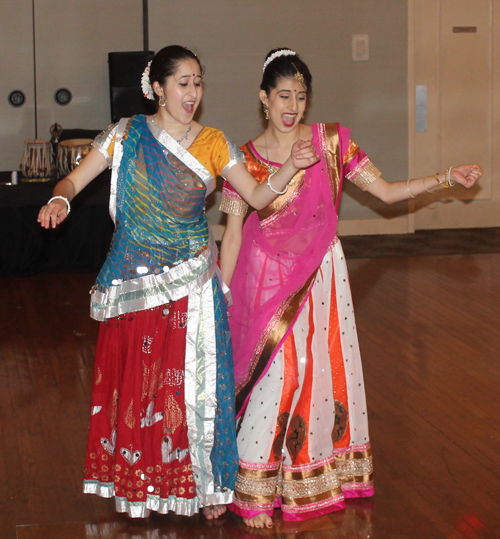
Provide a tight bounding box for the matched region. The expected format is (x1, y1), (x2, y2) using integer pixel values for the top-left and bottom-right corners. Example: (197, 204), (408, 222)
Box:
(433, 169), (455, 189)
(434, 172), (449, 188)
(409, 168), (456, 198)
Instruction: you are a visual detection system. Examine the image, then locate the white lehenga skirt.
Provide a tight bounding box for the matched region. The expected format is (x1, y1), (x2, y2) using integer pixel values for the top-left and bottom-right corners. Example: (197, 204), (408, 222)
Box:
(231, 238), (374, 522)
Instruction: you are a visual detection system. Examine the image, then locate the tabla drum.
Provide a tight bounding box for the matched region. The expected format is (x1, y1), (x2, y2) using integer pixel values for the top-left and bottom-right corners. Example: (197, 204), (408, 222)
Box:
(20, 139), (54, 179)
(57, 138), (93, 177)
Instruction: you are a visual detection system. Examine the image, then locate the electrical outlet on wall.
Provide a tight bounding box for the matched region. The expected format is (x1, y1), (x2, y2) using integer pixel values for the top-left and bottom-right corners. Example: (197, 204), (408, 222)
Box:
(352, 34), (369, 61)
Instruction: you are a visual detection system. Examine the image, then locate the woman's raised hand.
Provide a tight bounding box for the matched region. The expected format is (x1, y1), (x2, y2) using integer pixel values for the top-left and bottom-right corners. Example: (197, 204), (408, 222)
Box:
(291, 139), (319, 170)
(37, 199), (69, 229)
(451, 164), (483, 188)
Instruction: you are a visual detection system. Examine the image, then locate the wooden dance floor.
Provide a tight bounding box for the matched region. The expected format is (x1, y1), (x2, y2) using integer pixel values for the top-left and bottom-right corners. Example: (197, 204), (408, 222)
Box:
(1, 246), (499, 539)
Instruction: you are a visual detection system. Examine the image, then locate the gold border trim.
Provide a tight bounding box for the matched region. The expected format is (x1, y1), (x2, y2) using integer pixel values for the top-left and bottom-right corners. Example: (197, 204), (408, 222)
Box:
(237, 466), (280, 480)
(235, 491), (276, 504)
(283, 487), (343, 506)
(235, 271), (317, 414)
(319, 123), (341, 206)
(283, 461), (336, 481)
(335, 448), (372, 461)
(341, 473), (374, 484)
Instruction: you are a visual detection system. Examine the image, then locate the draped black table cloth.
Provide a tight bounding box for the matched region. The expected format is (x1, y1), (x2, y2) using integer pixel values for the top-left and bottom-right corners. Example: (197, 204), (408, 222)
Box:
(0, 172), (113, 276)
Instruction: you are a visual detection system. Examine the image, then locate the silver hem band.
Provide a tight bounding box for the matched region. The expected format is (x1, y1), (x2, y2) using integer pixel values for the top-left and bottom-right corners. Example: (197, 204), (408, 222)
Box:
(90, 235), (218, 321)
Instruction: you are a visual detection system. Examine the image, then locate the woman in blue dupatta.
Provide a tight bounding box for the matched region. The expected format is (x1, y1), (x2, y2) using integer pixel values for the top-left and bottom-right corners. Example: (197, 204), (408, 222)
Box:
(37, 45), (318, 519)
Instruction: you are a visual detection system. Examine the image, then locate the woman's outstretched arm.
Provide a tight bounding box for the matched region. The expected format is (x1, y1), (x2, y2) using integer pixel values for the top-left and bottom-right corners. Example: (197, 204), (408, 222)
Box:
(224, 139), (318, 210)
(366, 164), (483, 205)
(37, 148), (108, 229)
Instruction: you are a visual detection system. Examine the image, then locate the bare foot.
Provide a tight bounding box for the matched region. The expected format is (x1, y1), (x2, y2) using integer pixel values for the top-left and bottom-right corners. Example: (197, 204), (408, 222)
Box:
(243, 513), (273, 528)
(202, 504), (227, 520)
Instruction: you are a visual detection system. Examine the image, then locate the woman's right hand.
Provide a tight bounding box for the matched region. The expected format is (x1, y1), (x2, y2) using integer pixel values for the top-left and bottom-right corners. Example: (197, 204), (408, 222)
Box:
(450, 164), (483, 189)
(37, 199), (69, 229)
(37, 148), (109, 229)
(290, 139), (319, 170)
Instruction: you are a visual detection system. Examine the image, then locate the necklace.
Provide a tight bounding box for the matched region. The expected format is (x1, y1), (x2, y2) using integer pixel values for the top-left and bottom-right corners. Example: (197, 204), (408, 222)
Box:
(176, 124), (192, 144)
(263, 130), (277, 175)
(151, 115), (192, 144)
(263, 126), (302, 195)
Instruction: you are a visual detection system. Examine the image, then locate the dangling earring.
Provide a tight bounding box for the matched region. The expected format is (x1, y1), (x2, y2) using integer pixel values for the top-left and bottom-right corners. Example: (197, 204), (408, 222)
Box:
(158, 95), (166, 107)
(262, 103), (270, 120)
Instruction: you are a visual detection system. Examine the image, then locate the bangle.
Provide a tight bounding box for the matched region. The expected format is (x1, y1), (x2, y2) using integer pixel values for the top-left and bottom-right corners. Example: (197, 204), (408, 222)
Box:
(424, 175), (443, 193)
(406, 178), (416, 199)
(423, 177), (435, 193)
(446, 167), (455, 187)
(48, 195), (71, 214)
(267, 171), (288, 195)
(434, 173), (444, 186)
(436, 171), (451, 188)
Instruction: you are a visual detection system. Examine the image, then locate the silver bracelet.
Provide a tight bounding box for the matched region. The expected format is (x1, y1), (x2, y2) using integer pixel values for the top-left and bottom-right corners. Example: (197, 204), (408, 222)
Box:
(266, 171), (288, 195)
(446, 166), (455, 187)
(406, 178), (416, 199)
(47, 195), (71, 214)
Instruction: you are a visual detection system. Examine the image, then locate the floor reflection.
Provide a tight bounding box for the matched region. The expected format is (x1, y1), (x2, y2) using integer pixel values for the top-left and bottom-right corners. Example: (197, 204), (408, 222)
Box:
(85, 499), (373, 539)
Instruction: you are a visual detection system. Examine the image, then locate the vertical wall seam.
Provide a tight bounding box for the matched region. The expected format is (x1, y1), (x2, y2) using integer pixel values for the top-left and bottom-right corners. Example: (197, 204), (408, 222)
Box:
(143, 0), (149, 52)
(32, 0), (37, 138)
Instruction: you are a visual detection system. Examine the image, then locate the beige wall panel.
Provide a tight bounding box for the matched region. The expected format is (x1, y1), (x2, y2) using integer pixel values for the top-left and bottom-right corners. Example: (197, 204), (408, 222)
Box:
(440, 0), (491, 199)
(149, 0), (409, 231)
(34, 0), (143, 140)
(409, 0), (440, 173)
(0, 0), (35, 170)
(410, 0), (500, 230)
(338, 217), (411, 236)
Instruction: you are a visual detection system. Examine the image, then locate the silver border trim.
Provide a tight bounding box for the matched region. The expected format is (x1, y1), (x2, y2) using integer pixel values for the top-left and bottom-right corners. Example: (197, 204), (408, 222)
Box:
(91, 142), (113, 168)
(147, 116), (214, 195)
(84, 479), (203, 517)
(90, 235), (218, 321)
(108, 118), (129, 223)
(221, 135), (246, 178)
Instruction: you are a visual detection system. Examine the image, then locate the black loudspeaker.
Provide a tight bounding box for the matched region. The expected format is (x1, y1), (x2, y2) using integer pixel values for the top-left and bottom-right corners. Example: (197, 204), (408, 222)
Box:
(108, 51), (155, 123)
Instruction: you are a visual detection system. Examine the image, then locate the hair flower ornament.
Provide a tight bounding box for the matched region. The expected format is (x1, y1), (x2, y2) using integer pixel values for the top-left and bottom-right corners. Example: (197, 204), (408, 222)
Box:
(141, 61), (155, 100)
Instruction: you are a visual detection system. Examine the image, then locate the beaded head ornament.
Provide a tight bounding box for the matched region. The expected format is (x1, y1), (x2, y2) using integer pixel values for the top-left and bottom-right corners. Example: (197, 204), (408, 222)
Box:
(262, 50), (305, 85)
(291, 62), (305, 84)
(262, 49), (297, 72)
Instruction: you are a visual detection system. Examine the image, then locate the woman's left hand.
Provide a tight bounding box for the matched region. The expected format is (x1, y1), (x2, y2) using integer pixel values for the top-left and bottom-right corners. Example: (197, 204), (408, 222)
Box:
(291, 139), (320, 169)
(451, 164), (483, 188)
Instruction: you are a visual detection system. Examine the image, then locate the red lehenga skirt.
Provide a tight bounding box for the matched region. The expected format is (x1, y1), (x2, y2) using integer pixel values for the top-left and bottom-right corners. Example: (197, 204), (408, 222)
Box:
(83, 297), (199, 517)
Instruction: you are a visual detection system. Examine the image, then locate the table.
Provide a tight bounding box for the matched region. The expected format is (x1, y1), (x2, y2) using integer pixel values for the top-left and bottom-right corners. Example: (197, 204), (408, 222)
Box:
(0, 172), (114, 276)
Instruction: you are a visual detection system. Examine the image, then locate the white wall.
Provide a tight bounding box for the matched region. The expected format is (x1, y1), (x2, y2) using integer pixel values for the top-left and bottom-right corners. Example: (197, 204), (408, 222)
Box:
(2, 0), (411, 229)
(149, 0), (409, 226)
(0, 0), (142, 171)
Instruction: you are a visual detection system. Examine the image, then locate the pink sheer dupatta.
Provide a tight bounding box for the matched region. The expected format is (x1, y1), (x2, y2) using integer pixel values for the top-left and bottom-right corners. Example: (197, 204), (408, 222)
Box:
(229, 124), (350, 416)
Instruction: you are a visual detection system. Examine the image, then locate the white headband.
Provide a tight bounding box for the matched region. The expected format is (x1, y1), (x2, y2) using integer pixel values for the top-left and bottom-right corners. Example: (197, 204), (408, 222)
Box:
(263, 50), (297, 72)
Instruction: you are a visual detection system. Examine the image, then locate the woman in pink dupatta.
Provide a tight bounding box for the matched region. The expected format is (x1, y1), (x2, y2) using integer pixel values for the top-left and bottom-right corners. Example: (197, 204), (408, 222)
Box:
(219, 49), (482, 529)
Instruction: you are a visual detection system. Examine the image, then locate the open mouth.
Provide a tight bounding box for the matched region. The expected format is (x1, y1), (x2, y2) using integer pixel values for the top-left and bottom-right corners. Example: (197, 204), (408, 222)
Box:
(282, 113), (296, 127)
(183, 102), (195, 113)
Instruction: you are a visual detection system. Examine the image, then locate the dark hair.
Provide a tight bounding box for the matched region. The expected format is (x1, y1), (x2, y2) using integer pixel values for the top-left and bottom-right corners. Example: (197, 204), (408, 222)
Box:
(261, 48), (312, 95)
(149, 45), (203, 103)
